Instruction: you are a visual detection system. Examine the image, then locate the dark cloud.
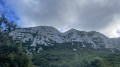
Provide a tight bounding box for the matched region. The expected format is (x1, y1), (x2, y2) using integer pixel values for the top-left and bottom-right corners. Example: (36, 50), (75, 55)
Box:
(4, 0), (120, 37)
(77, 0), (120, 30)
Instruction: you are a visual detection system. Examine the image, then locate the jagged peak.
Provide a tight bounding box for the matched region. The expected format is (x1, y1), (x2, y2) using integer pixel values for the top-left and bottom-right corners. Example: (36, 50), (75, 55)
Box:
(29, 26), (58, 30)
(64, 28), (80, 33)
(69, 28), (79, 32)
(18, 26), (57, 30)
(87, 31), (108, 38)
(16, 26), (109, 38)
(16, 26), (108, 37)
(16, 25), (61, 33)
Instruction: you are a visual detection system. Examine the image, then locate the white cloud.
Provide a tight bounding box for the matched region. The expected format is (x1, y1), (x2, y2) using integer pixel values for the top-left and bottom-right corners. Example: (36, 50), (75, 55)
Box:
(100, 15), (120, 38)
(4, 0), (120, 38)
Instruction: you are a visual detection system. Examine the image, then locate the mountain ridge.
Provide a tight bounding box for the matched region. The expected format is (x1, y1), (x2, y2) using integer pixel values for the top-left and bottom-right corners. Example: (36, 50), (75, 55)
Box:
(9, 26), (120, 52)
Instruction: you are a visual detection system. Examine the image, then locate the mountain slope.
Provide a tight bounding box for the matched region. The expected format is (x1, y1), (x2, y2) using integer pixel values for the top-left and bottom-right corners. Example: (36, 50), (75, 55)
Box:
(9, 26), (120, 52)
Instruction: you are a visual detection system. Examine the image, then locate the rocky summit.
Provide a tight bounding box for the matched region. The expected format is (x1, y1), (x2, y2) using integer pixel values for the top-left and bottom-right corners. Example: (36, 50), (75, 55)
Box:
(9, 26), (120, 53)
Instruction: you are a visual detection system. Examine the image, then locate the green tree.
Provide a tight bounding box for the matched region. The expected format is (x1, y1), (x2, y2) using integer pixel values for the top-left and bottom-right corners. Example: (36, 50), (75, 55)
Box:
(0, 14), (36, 67)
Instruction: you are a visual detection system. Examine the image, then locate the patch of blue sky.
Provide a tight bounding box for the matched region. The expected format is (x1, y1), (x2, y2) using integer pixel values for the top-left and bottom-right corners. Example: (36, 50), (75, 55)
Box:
(117, 29), (120, 34)
(0, 0), (20, 22)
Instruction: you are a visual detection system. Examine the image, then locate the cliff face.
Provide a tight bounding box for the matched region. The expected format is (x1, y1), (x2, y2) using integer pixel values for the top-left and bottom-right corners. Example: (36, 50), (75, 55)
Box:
(9, 26), (120, 52)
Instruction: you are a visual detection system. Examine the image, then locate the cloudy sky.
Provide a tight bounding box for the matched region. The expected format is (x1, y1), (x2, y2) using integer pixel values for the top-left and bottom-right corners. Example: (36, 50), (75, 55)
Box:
(0, 0), (120, 38)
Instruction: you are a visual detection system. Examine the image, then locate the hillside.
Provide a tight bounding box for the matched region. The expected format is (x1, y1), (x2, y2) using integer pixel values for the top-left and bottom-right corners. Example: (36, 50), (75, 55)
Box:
(9, 26), (120, 52)
(9, 26), (120, 67)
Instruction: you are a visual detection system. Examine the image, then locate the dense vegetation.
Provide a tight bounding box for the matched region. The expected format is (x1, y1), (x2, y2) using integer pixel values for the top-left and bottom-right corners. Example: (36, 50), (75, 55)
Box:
(0, 14), (36, 67)
(31, 43), (120, 67)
